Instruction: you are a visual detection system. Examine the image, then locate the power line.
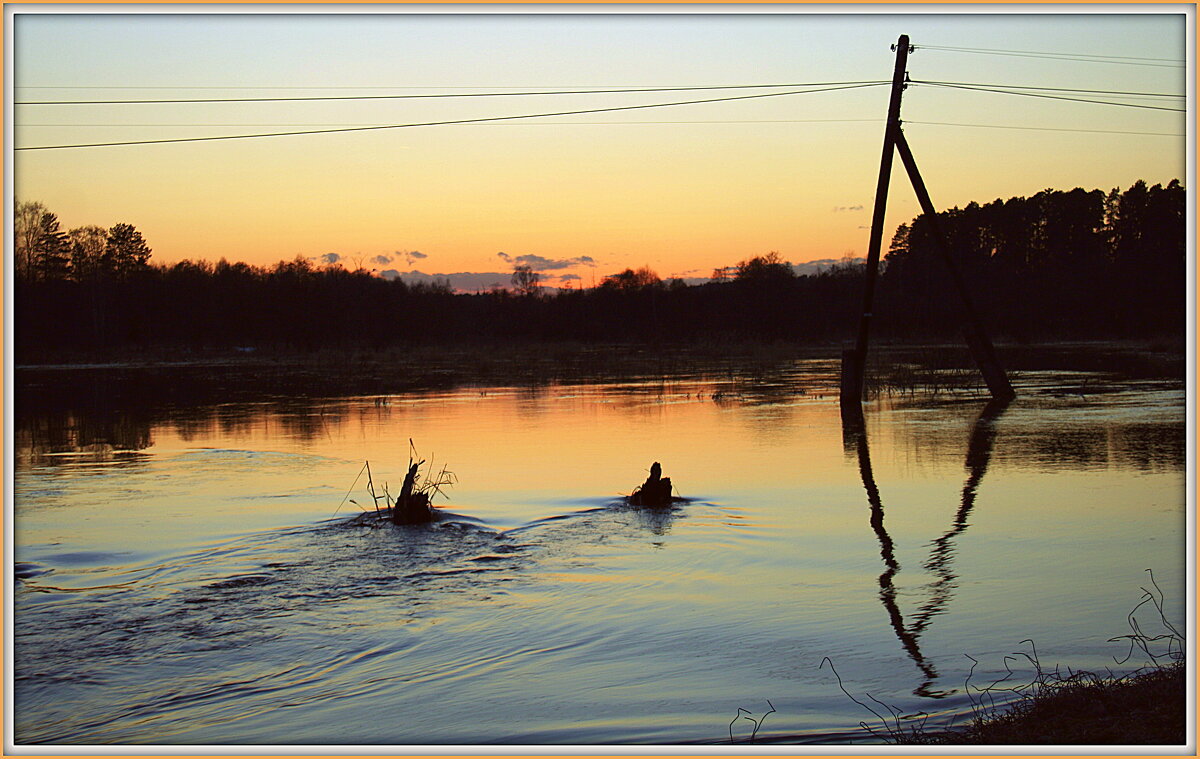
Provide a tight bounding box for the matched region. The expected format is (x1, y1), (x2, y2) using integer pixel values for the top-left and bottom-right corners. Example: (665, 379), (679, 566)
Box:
(912, 43), (1186, 68)
(20, 78), (1182, 129)
(16, 80), (888, 106)
(905, 120), (1183, 137)
(14, 82), (869, 90)
(25, 118), (1178, 136)
(916, 81), (1187, 113)
(20, 77), (1181, 107)
(17, 117), (1177, 135)
(16, 118), (884, 127)
(911, 79), (1183, 100)
(916, 43), (1182, 62)
(15, 82), (886, 151)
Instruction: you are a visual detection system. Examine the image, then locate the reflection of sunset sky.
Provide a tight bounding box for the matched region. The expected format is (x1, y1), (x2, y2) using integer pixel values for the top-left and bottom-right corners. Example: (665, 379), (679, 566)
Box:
(13, 372), (1186, 732)
(17, 377), (1185, 517)
(13, 12), (1186, 283)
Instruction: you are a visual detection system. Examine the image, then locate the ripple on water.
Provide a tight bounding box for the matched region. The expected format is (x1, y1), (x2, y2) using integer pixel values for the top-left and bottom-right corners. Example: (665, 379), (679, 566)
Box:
(11, 373), (1187, 745)
(14, 494), (750, 743)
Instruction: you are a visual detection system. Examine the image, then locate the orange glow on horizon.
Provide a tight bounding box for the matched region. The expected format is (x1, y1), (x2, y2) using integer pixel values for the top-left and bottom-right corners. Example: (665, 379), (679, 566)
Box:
(13, 13), (1186, 283)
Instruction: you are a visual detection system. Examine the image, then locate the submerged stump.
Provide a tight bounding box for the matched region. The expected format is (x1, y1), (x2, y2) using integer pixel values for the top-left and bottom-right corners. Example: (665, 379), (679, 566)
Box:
(628, 462), (677, 507)
(392, 460), (434, 524)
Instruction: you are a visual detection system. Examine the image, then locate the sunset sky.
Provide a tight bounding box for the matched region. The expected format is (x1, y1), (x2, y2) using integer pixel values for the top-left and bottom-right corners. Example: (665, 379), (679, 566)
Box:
(10, 9), (1190, 289)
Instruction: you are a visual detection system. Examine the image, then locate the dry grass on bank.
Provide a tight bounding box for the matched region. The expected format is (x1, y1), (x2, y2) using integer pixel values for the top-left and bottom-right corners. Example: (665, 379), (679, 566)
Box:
(833, 571), (1188, 747)
(929, 572), (1185, 746)
(941, 661), (1186, 745)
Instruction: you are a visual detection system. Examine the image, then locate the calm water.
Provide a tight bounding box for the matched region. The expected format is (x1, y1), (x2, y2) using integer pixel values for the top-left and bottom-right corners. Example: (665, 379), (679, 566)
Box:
(11, 359), (1188, 745)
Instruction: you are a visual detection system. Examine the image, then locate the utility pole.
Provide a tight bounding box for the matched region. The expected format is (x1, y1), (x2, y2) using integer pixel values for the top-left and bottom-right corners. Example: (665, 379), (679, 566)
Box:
(841, 34), (910, 421)
(840, 34), (1014, 419)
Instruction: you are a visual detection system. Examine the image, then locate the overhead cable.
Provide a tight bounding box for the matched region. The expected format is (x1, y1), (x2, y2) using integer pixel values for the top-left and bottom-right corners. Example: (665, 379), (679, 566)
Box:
(15, 81), (886, 151)
(14, 82), (877, 90)
(912, 44), (1185, 68)
(21, 118), (1177, 136)
(905, 120), (1183, 137)
(16, 118), (885, 128)
(15, 80), (889, 106)
(911, 79), (1184, 100)
(915, 81), (1187, 112)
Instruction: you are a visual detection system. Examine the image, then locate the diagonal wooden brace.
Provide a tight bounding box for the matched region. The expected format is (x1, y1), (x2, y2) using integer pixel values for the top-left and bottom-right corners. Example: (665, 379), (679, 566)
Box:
(893, 128), (1015, 402)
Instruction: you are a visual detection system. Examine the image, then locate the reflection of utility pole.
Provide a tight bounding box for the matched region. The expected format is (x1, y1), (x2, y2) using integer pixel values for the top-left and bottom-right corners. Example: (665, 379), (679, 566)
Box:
(843, 397), (1010, 699)
(840, 35), (1014, 421)
(843, 414), (943, 697)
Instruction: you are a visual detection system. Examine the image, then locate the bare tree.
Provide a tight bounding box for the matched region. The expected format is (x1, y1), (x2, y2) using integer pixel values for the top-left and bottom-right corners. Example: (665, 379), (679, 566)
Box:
(14, 200), (47, 282)
(511, 264), (540, 297)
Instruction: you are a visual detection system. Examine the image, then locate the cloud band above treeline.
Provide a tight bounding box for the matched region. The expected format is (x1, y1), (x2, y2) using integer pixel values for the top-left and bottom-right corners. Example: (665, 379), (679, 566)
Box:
(496, 252), (596, 271)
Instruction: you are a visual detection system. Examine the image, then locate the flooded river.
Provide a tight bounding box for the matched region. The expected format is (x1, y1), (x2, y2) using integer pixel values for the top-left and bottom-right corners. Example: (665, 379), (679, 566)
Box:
(11, 355), (1187, 745)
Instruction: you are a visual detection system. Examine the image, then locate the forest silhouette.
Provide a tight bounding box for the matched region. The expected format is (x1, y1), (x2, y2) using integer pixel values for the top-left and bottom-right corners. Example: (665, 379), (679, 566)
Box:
(14, 179), (1185, 362)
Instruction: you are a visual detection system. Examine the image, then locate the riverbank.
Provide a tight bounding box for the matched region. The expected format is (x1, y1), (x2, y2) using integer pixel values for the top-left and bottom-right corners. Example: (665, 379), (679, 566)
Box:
(14, 340), (835, 413)
(922, 662), (1187, 745)
(15, 336), (1184, 370)
(14, 338), (1186, 404)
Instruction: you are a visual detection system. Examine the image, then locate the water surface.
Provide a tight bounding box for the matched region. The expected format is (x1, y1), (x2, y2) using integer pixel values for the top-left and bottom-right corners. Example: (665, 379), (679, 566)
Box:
(12, 358), (1187, 745)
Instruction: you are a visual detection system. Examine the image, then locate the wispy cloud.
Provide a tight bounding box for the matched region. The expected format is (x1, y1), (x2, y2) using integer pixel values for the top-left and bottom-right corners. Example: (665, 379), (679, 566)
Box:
(385, 268), (596, 293)
(497, 252), (596, 271)
(791, 257), (864, 276)
(392, 270), (509, 293)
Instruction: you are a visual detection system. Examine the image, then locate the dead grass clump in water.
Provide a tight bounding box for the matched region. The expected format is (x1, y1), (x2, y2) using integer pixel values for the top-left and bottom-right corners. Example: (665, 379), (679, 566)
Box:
(335, 441), (457, 525)
(728, 700), (776, 744)
(862, 347), (992, 399)
(820, 657), (933, 744)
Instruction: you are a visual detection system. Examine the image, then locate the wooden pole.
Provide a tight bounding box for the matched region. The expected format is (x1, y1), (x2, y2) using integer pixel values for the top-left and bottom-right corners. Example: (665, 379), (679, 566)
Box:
(841, 34), (911, 417)
(893, 129), (1016, 402)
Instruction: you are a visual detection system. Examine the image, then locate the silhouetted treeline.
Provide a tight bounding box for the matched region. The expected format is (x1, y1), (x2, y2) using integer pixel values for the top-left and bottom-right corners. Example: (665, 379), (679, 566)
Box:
(13, 179), (1185, 361)
(878, 179), (1186, 341)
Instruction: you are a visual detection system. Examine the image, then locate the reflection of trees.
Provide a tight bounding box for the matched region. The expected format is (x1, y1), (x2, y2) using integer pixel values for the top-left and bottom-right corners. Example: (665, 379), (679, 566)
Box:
(15, 410), (154, 467)
(171, 408), (261, 441)
(1023, 423), (1183, 473)
(167, 402), (352, 444)
(1110, 424), (1185, 472)
(17, 402), (360, 467)
(880, 396), (1184, 474)
(1025, 429), (1107, 468)
(274, 403), (349, 442)
(172, 414), (217, 442)
(216, 407), (257, 438)
(844, 399), (1009, 699)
